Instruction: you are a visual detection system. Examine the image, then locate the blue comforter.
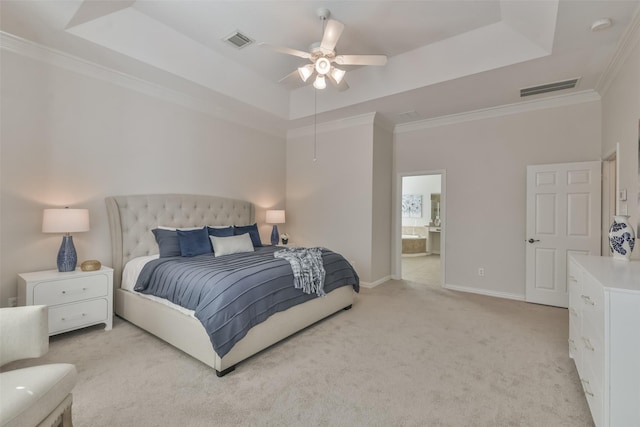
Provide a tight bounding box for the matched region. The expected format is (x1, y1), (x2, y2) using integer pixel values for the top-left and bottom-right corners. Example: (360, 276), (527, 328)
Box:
(134, 246), (359, 358)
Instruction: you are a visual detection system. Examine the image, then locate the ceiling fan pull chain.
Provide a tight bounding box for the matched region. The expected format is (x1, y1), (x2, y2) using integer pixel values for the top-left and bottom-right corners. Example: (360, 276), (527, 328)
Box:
(313, 86), (317, 162)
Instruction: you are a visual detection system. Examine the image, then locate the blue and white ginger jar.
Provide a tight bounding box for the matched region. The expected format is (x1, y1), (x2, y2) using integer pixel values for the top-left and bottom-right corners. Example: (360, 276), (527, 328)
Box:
(608, 215), (636, 261)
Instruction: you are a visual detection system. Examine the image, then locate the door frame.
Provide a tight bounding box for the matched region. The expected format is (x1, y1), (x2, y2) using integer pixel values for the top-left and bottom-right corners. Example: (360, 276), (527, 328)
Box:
(602, 145), (618, 255)
(525, 161), (601, 307)
(394, 170), (446, 286)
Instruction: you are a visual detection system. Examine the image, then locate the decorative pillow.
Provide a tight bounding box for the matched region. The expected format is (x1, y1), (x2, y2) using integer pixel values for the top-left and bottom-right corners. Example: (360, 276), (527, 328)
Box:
(210, 234), (255, 257)
(177, 227), (212, 257)
(152, 228), (181, 258)
(207, 226), (234, 238)
(233, 223), (262, 247)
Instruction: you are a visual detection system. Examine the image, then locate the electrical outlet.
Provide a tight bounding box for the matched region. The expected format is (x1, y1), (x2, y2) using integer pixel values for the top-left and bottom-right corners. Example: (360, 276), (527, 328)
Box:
(478, 268), (485, 277)
(8, 297), (17, 307)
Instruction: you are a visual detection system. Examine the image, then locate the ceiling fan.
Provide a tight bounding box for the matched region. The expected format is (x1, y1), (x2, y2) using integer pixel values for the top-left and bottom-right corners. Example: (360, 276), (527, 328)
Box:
(260, 8), (387, 91)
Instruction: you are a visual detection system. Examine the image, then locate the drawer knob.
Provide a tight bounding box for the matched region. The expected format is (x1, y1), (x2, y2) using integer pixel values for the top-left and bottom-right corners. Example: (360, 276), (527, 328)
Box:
(61, 313), (87, 321)
(582, 337), (595, 351)
(61, 287), (88, 296)
(581, 295), (595, 306)
(580, 378), (595, 397)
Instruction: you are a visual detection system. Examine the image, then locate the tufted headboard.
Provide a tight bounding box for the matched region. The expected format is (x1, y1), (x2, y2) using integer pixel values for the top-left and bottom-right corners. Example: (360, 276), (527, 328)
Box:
(105, 194), (254, 288)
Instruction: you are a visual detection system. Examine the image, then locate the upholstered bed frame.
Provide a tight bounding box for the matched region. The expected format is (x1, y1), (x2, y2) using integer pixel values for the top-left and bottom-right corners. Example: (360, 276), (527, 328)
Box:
(105, 194), (354, 376)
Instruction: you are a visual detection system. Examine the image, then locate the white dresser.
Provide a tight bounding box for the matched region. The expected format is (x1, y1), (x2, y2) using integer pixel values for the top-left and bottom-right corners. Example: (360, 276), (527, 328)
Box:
(568, 255), (640, 427)
(18, 267), (113, 336)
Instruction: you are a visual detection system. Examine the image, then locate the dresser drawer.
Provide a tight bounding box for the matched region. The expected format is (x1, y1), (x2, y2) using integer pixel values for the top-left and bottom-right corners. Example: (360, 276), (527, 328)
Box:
(581, 362), (604, 427)
(33, 273), (109, 306)
(580, 275), (604, 338)
(48, 299), (108, 334)
(581, 333), (604, 388)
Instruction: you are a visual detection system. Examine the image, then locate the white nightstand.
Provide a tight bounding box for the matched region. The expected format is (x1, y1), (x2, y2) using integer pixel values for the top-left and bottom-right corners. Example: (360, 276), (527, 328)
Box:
(18, 267), (113, 336)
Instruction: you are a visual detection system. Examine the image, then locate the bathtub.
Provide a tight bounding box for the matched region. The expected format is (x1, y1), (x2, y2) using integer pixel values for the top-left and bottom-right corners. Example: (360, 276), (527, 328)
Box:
(401, 235), (427, 254)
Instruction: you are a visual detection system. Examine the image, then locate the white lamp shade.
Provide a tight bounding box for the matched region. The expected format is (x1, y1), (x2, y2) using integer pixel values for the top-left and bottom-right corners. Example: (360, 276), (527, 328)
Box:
(313, 75), (326, 90)
(42, 208), (90, 233)
(265, 210), (285, 224)
(297, 64), (314, 82)
(331, 67), (346, 84)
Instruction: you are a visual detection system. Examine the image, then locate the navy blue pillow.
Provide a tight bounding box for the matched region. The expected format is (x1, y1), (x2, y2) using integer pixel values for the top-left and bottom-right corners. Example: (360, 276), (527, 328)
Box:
(207, 226), (234, 238)
(177, 228), (212, 257)
(233, 224), (262, 247)
(152, 228), (181, 258)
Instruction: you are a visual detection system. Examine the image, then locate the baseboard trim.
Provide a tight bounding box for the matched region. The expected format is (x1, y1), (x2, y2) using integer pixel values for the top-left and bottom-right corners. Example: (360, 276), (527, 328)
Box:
(360, 276), (392, 289)
(443, 283), (525, 301)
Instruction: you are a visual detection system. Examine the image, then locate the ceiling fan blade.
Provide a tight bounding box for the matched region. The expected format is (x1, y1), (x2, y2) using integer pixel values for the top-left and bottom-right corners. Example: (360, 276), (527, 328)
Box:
(320, 19), (344, 52)
(334, 55), (388, 66)
(259, 43), (311, 59)
(327, 74), (349, 92)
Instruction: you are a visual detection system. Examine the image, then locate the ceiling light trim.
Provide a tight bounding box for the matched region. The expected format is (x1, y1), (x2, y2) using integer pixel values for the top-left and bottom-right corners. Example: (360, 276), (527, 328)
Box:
(64, 7), (290, 118)
(290, 21), (552, 120)
(287, 112), (377, 139)
(0, 32), (286, 138)
(395, 90), (600, 134)
(595, 4), (640, 96)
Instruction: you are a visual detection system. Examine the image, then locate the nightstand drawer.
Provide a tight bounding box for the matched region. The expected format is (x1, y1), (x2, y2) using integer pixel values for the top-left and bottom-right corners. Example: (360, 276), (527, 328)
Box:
(49, 299), (108, 334)
(33, 274), (109, 306)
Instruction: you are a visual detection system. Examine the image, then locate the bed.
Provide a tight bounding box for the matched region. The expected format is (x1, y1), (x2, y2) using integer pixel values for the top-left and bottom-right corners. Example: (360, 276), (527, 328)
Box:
(105, 194), (357, 376)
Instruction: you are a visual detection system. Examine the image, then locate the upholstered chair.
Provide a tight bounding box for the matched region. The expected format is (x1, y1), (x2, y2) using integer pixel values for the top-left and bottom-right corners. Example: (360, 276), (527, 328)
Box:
(0, 305), (77, 427)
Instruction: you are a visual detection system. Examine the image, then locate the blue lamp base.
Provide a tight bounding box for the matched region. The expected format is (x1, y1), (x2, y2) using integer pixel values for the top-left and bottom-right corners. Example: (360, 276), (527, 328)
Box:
(57, 235), (77, 272)
(270, 225), (280, 246)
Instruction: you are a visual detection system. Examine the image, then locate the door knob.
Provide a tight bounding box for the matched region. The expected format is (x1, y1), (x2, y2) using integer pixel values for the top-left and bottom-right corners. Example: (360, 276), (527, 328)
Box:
(528, 238), (540, 244)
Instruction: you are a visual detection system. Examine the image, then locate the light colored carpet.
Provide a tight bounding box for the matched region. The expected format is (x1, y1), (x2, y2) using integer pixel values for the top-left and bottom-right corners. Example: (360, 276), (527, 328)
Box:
(3, 281), (593, 427)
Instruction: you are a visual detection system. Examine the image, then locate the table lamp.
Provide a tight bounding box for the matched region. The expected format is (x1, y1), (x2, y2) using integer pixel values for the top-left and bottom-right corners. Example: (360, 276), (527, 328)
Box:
(42, 207), (90, 272)
(265, 210), (285, 246)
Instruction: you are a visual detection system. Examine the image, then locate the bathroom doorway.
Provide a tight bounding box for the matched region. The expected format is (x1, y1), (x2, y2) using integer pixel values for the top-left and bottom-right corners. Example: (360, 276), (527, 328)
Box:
(398, 172), (444, 287)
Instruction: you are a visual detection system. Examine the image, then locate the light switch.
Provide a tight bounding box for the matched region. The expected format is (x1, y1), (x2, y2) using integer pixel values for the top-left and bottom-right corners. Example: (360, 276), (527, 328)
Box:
(619, 189), (627, 201)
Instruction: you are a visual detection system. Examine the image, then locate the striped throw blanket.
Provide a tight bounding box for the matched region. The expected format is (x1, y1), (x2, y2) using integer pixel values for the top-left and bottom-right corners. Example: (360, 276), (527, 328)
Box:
(274, 247), (326, 296)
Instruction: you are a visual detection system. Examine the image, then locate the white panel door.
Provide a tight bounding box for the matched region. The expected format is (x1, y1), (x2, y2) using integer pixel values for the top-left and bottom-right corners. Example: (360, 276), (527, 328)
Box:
(525, 161), (601, 307)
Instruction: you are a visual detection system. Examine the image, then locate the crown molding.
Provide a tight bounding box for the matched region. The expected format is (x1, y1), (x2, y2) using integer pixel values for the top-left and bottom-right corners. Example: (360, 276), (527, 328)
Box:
(286, 112), (377, 139)
(394, 90), (600, 134)
(595, 4), (640, 96)
(0, 31), (285, 138)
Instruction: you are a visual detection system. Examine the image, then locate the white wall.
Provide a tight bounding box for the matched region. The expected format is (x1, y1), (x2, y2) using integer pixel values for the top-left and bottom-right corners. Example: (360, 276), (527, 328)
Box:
(286, 120), (373, 281)
(286, 114), (392, 284)
(601, 30), (640, 259)
(394, 100), (601, 299)
(402, 175), (442, 228)
(371, 121), (393, 283)
(0, 51), (286, 306)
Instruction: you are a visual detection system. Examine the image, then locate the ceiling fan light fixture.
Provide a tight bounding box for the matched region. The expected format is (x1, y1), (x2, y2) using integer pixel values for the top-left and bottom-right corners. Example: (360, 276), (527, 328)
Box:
(313, 75), (326, 90)
(330, 67), (346, 84)
(298, 64), (314, 82)
(315, 57), (331, 75)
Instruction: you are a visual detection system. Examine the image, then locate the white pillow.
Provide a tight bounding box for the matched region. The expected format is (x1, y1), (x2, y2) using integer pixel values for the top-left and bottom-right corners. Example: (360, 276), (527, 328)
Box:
(210, 234), (254, 257)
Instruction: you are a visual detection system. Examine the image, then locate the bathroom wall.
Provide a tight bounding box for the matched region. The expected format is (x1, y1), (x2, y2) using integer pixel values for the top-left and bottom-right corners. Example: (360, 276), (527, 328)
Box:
(401, 175), (442, 235)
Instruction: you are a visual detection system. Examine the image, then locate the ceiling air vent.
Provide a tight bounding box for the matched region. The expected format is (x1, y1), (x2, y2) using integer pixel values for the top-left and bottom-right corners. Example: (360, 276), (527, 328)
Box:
(223, 31), (254, 49)
(520, 77), (580, 97)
